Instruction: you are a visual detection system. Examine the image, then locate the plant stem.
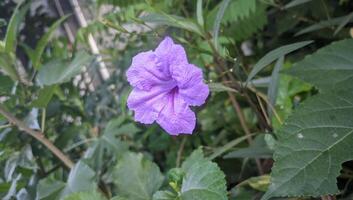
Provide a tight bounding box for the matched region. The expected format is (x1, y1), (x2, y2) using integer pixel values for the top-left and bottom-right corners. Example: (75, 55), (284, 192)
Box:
(227, 91), (264, 175)
(0, 104), (74, 169)
(41, 108), (46, 133)
(0, 124), (13, 129)
(176, 136), (187, 167)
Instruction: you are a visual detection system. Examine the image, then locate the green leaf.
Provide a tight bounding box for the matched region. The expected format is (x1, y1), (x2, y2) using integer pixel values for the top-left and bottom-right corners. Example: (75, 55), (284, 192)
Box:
(153, 191), (178, 200)
(0, 75), (13, 95)
(261, 90), (353, 199)
(37, 51), (93, 86)
(334, 12), (353, 35)
(212, 0), (230, 50)
(140, 13), (203, 36)
(246, 41), (313, 83)
(295, 14), (353, 36)
(267, 57), (284, 117)
(63, 192), (106, 200)
(238, 175), (271, 192)
(230, 2), (267, 42)
(60, 161), (97, 198)
(33, 15), (70, 70)
(284, 0), (313, 9)
(36, 178), (66, 200)
(112, 152), (164, 200)
(224, 135), (273, 159)
(208, 82), (237, 93)
(209, 134), (254, 160)
(0, 52), (19, 81)
(196, 0), (204, 27)
(286, 39), (353, 92)
(180, 149), (227, 200)
(153, 149), (227, 200)
(4, 2), (30, 54)
(84, 117), (129, 170)
(31, 86), (56, 108)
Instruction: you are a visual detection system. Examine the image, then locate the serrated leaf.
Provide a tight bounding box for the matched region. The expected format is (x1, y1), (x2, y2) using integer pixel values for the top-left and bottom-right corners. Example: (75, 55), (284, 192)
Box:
(286, 39), (353, 92)
(33, 15), (70, 70)
(37, 51), (93, 86)
(246, 41), (312, 83)
(112, 152), (164, 200)
(261, 90), (353, 199)
(180, 149), (227, 200)
(154, 149), (227, 200)
(226, 2), (267, 42)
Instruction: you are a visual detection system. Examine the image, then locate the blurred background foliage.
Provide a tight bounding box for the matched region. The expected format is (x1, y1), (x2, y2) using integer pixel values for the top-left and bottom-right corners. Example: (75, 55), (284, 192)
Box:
(0, 0), (352, 199)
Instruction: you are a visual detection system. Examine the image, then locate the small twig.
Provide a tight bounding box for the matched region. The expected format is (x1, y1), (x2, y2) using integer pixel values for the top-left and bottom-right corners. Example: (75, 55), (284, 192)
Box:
(227, 92), (264, 175)
(256, 94), (271, 126)
(0, 123), (13, 129)
(0, 104), (74, 169)
(41, 108), (46, 133)
(176, 136), (187, 167)
(247, 86), (283, 125)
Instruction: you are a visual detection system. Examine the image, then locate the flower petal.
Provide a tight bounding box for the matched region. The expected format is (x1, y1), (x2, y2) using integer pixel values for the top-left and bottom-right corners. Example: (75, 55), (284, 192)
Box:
(157, 92), (196, 135)
(127, 83), (175, 124)
(154, 37), (188, 75)
(171, 64), (209, 106)
(126, 51), (170, 91)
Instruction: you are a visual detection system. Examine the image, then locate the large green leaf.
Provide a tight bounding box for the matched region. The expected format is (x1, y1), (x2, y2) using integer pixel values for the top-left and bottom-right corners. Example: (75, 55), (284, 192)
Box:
(154, 149), (227, 200)
(286, 39), (353, 92)
(261, 90), (353, 199)
(246, 41), (312, 83)
(37, 51), (93, 86)
(33, 15), (70, 70)
(113, 152), (164, 200)
(180, 150), (227, 200)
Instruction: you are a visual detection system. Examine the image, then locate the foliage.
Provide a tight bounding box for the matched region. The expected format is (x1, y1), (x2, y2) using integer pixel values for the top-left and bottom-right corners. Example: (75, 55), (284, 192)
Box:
(0, 0), (352, 200)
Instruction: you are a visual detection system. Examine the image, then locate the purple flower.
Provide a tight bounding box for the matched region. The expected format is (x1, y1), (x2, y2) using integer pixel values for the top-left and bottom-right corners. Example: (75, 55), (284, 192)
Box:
(126, 37), (209, 135)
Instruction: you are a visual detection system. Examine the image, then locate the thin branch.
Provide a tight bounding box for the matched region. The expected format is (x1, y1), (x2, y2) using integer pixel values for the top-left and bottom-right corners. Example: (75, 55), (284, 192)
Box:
(0, 104), (74, 169)
(176, 136), (187, 167)
(227, 91), (264, 175)
(0, 123), (13, 129)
